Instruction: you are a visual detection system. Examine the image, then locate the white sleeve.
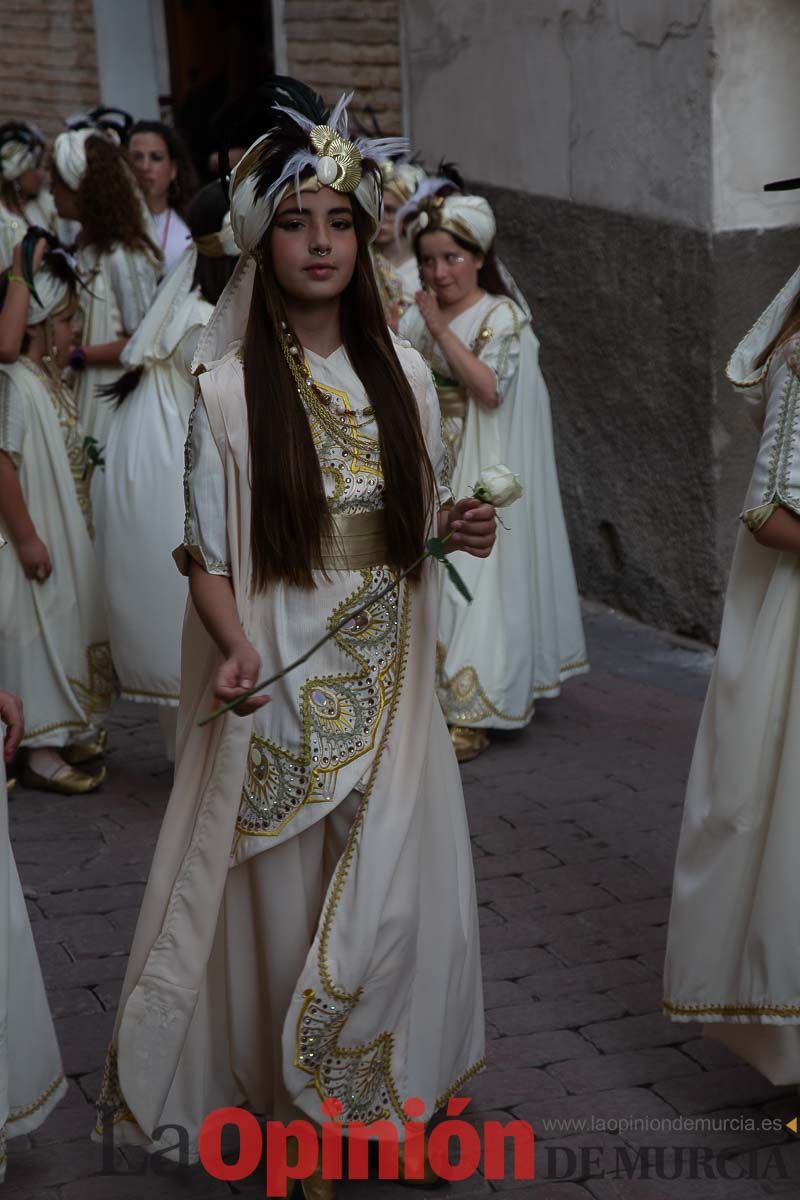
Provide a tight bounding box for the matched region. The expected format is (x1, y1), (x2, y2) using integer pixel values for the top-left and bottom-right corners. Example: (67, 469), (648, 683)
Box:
(174, 391), (231, 576)
(106, 247), (159, 336)
(0, 372), (26, 467)
(396, 340), (453, 509)
(741, 351), (800, 531)
(473, 299), (524, 397)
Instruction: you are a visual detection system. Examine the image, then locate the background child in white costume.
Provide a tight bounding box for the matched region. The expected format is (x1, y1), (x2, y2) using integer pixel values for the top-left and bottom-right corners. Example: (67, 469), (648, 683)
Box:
(0, 243), (112, 793)
(0, 679), (66, 1180)
(95, 182), (239, 759)
(50, 127), (161, 446)
(664, 260), (800, 1083)
(400, 190), (587, 761)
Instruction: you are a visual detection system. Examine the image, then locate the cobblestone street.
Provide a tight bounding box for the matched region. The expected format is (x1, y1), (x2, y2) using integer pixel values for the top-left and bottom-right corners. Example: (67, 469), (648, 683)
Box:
(7, 602), (800, 1199)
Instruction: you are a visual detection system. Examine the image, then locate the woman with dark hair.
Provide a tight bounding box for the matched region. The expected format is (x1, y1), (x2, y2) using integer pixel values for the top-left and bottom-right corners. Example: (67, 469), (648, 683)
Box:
(0, 239), (112, 794)
(50, 127), (162, 444)
(93, 80), (491, 1193)
(95, 182), (239, 759)
(129, 120), (198, 272)
(400, 191), (587, 761)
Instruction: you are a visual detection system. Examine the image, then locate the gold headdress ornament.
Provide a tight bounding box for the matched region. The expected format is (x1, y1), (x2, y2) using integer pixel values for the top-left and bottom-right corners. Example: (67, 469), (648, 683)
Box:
(229, 86), (407, 253)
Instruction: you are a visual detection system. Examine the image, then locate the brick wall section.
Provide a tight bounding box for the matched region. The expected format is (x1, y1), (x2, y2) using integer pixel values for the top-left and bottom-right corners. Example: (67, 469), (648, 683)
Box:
(0, 0), (99, 144)
(285, 0), (403, 135)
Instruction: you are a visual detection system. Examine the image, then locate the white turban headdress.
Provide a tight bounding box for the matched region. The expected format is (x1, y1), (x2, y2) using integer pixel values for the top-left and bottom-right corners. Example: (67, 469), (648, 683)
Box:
(379, 160), (427, 207)
(52, 127), (116, 192)
(0, 123), (44, 182)
(193, 85), (406, 371)
(407, 192), (497, 254)
(26, 259), (74, 326)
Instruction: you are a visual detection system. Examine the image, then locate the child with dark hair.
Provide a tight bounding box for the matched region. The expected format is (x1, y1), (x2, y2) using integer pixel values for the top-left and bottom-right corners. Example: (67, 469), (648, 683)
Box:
(94, 80), (493, 1195)
(50, 127), (162, 444)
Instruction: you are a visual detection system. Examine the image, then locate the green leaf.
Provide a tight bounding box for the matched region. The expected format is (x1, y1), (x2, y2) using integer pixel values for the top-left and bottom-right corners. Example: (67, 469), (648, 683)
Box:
(444, 559), (473, 602)
(472, 484), (492, 503)
(425, 536), (447, 561)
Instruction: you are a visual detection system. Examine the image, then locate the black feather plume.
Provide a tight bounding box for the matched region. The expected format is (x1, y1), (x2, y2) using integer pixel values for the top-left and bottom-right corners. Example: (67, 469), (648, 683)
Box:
(260, 75), (329, 127)
(436, 159), (466, 192)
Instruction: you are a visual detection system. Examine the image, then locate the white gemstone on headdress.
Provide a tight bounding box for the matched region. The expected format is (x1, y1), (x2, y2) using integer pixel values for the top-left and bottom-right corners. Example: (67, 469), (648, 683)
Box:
(418, 211), (429, 229)
(316, 155), (338, 185)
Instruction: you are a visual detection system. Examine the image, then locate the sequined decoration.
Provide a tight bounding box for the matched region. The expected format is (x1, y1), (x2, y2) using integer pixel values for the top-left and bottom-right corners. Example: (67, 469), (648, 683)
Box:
(238, 567), (401, 838)
(296, 989), (396, 1123)
(93, 1042), (135, 1132)
(68, 641), (115, 719)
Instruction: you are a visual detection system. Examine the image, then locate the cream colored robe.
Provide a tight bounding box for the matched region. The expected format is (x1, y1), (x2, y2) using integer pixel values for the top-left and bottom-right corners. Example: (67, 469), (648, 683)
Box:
(0, 702), (66, 1179)
(95, 248), (212, 707)
(0, 360), (113, 747)
(73, 242), (160, 445)
(94, 339), (485, 1159)
(401, 292), (588, 729)
(663, 262), (800, 1083)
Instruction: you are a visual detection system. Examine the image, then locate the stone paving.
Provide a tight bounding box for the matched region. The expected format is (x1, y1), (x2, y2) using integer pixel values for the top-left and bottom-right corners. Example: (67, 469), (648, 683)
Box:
(6, 601), (800, 1199)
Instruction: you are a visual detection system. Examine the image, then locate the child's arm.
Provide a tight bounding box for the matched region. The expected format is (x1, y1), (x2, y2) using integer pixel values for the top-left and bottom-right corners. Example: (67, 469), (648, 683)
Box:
(752, 505), (800, 554)
(188, 561), (269, 716)
(0, 451), (51, 580)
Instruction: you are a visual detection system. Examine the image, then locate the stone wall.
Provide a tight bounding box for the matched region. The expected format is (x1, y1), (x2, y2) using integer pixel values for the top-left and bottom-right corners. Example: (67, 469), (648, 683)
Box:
(0, 0), (99, 141)
(284, 0), (403, 134)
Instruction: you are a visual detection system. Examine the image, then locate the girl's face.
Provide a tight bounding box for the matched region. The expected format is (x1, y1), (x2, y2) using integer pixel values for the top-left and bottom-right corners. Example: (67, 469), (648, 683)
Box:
(50, 168), (79, 220)
(51, 299), (82, 367)
(375, 187), (402, 248)
(418, 230), (483, 306)
(17, 164), (44, 199)
(129, 132), (176, 209)
(270, 187), (358, 304)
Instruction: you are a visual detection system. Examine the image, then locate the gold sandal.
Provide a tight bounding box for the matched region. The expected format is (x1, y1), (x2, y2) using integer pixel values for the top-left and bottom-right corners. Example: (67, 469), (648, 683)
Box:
(63, 728), (108, 765)
(449, 726), (490, 763)
(21, 759), (106, 795)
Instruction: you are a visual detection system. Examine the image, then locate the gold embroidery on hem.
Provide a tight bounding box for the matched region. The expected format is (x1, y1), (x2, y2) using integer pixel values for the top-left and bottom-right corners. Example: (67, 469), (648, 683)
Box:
(7, 1071), (65, 1123)
(434, 1057), (487, 1112)
(664, 998), (800, 1018)
(22, 718), (89, 742)
(120, 685), (181, 702)
(68, 641), (115, 718)
(94, 1042), (137, 1130)
(437, 648), (588, 726)
(294, 586), (413, 1124)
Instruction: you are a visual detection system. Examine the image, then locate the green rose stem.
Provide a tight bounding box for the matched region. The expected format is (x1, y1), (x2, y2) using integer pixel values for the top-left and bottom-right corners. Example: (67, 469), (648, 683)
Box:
(198, 529), (471, 727)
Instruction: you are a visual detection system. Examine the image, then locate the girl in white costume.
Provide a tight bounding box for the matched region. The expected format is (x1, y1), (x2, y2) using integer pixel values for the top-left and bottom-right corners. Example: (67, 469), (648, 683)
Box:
(95, 183), (239, 758)
(129, 120), (198, 273)
(0, 245), (112, 793)
(0, 121), (68, 271)
(663, 261), (800, 1082)
(93, 79), (491, 1194)
(0, 681), (66, 1179)
(371, 160), (426, 322)
(50, 127), (161, 445)
(400, 191), (587, 761)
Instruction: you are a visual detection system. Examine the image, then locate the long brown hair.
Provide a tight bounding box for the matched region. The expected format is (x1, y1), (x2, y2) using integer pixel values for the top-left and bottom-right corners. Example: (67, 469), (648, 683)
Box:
(64, 135), (161, 259)
(755, 294), (800, 370)
(243, 200), (436, 591)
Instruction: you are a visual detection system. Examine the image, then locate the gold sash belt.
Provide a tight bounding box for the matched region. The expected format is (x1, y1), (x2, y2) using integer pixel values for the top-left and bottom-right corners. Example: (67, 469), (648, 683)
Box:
(316, 510), (388, 570)
(436, 382), (467, 421)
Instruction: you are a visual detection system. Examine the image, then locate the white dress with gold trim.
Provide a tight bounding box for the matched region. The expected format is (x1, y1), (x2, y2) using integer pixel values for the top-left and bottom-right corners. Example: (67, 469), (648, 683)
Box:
(0, 360), (112, 748)
(400, 291), (588, 729)
(95, 249), (212, 708)
(73, 242), (160, 445)
(663, 263), (800, 1083)
(0, 695), (67, 1179)
(93, 339), (485, 1158)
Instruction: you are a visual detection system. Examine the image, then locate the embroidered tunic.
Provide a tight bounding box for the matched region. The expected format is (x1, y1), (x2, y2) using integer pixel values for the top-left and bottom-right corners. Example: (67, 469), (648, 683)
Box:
(95, 248), (212, 708)
(0, 360), (112, 747)
(401, 291), (588, 728)
(73, 242), (160, 445)
(664, 262), (800, 1083)
(94, 337), (485, 1158)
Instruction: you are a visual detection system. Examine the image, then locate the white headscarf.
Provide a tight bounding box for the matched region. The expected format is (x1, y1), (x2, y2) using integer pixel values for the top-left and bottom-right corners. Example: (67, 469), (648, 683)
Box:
(26, 261), (73, 325)
(0, 125), (43, 182)
(380, 161), (427, 207)
(194, 91), (406, 370)
(407, 193), (496, 253)
(52, 127), (115, 192)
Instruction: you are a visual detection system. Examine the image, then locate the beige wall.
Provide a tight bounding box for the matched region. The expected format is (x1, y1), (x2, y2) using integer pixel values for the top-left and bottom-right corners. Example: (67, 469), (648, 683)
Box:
(0, 0), (99, 142)
(284, 0), (403, 134)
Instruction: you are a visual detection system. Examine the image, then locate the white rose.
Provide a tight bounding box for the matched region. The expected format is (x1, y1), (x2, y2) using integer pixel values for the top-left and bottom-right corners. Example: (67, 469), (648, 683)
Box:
(475, 464), (523, 508)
